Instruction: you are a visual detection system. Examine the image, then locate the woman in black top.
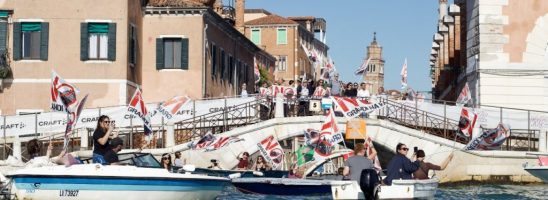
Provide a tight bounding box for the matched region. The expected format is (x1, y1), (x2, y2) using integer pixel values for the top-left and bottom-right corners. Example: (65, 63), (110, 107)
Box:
(161, 153), (172, 171)
(92, 115), (117, 164)
(252, 155), (271, 171)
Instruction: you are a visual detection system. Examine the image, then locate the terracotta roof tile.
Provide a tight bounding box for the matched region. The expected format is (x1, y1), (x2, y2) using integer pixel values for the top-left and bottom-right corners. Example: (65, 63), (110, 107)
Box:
(245, 15), (298, 26)
(148, 0), (212, 7)
(287, 16), (315, 21)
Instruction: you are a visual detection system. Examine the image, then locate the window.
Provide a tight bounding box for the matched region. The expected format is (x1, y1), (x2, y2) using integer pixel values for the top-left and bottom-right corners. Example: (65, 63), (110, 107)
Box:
(277, 55), (287, 71)
(211, 44), (217, 76)
(129, 25), (137, 65)
(0, 12), (8, 56)
(229, 55), (234, 84)
(81, 22), (116, 61)
(220, 49), (226, 79)
(155, 37), (189, 70)
(277, 28), (287, 45)
(13, 22), (49, 61)
(251, 29), (260, 45)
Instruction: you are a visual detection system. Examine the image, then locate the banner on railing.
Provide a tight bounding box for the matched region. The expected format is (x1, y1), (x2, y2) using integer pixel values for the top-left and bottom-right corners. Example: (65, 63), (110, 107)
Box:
(464, 123), (510, 150)
(0, 97), (256, 137)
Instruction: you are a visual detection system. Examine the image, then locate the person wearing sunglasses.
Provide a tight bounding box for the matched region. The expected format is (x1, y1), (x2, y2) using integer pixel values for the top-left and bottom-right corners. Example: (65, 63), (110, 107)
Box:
(92, 115), (118, 164)
(161, 153), (172, 171)
(384, 143), (420, 185)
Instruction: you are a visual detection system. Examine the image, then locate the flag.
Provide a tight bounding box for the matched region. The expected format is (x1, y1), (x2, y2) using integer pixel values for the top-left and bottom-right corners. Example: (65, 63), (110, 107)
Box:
(319, 108), (343, 147)
(312, 86), (326, 98)
(296, 146), (315, 166)
(400, 58), (408, 89)
(301, 42), (311, 58)
(188, 133), (216, 150)
(456, 82), (472, 105)
(465, 123), (510, 150)
(128, 88), (152, 136)
(365, 137), (382, 172)
(254, 58), (261, 84)
(157, 96), (191, 120)
(539, 156), (548, 166)
(355, 57), (372, 75)
(458, 107), (477, 138)
(51, 71), (79, 113)
(205, 136), (244, 152)
(332, 97), (385, 118)
(270, 85), (284, 97)
(63, 94), (88, 149)
(257, 135), (284, 169)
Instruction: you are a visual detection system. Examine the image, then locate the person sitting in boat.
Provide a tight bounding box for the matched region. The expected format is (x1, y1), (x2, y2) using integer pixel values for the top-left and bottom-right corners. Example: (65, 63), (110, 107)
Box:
(252, 155), (271, 171)
(343, 143), (374, 184)
(384, 143), (420, 185)
(413, 150), (454, 180)
(236, 152), (250, 170)
(208, 159), (222, 170)
(287, 164), (301, 179)
(161, 153), (172, 171)
(92, 115), (118, 164)
(103, 138), (124, 165)
(173, 151), (184, 167)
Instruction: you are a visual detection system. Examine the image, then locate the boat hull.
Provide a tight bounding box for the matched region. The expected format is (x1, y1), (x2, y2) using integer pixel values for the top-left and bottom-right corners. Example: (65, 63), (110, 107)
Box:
(8, 165), (230, 200)
(378, 178), (438, 199)
(524, 166), (548, 183)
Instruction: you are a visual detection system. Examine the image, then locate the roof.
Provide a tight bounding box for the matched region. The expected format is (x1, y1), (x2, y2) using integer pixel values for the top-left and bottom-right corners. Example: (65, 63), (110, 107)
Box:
(287, 16), (316, 21)
(244, 9), (272, 15)
(245, 15), (298, 26)
(147, 0), (211, 7)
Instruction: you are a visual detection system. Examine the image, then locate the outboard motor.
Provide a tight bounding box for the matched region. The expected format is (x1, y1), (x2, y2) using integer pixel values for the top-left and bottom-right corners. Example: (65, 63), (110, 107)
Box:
(359, 169), (381, 200)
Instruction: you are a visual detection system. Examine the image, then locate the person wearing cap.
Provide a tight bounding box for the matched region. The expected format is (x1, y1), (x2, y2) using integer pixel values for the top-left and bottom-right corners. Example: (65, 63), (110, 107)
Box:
(103, 137), (124, 165)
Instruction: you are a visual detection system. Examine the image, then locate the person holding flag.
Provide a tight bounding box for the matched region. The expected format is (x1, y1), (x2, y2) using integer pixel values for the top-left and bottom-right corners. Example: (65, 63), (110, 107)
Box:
(92, 115), (119, 164)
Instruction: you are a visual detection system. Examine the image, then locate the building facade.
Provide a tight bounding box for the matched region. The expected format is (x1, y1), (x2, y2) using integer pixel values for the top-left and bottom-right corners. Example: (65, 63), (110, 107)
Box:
(0, 0), (274, 115)
(363, 33), (385, 95)
(243, 11), (328, 81)
(430, 0), (548, 111)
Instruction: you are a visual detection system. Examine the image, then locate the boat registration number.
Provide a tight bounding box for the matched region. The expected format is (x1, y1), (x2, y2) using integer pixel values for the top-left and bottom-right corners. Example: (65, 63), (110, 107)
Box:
(59, 189), (79, 197)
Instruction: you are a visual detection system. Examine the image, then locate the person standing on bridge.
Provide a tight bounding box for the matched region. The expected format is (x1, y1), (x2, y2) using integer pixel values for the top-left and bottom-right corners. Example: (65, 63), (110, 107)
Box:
(384, 143), (420, 185)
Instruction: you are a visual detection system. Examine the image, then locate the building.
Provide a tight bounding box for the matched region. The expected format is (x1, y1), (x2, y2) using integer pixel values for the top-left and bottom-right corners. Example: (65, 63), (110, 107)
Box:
(362, 32), (385, 95)
(430, 0), (548, 111)
(243, 9), (329, 81)
(0, 0), (274, 115)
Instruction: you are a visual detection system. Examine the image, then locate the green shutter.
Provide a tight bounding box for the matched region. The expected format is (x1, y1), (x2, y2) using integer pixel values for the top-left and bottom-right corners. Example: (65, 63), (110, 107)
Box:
(251, 29), (260, 45)
(0, 11), (8, 18)
(0, 21), (7, 55)
(156, 38), (164, 70)
(21, 22), (41, 32)
(40, 22), (49, 61)
(12, 22), (21, 61)
(181, 38), (188, 70)
(80, 23), (88, 61)
(107, 23), (116, 61)
(88, 23), (109, 33)
(277, 29), (287, 44)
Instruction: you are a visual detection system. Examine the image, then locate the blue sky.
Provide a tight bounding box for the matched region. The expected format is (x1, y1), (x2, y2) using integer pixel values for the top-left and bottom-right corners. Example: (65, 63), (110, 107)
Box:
(246, 0), (441, 92)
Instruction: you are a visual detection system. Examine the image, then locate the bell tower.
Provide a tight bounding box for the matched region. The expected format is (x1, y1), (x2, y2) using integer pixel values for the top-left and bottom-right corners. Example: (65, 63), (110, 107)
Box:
(363, 32), (385, 94)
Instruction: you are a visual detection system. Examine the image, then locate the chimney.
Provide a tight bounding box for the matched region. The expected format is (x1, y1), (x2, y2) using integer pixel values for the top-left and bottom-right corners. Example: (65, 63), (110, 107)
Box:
(236, 0), (245, 33)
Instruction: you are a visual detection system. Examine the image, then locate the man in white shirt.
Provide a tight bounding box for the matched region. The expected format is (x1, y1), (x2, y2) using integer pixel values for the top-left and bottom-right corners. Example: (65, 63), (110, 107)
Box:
(357, 82), (370, 99)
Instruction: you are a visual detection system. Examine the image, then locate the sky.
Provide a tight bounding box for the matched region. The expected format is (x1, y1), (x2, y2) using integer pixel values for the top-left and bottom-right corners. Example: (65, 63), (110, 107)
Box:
(245, 0), (441, 92)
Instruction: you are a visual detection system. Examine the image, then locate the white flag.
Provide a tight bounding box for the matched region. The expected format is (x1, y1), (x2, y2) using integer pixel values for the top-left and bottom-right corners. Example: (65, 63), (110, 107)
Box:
(51, 70), (80, 113)
(456, 82), (472, 105)
(400, 58), (408, 89)
(355, 57), (371, 75)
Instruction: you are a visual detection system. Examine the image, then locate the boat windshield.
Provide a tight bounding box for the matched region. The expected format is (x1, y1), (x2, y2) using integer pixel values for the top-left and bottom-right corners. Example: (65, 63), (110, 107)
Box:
(117, 153), (162, 168)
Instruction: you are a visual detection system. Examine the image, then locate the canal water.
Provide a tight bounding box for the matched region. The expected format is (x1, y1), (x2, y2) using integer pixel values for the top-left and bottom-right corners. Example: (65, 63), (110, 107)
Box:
(217, 184), (548, 199)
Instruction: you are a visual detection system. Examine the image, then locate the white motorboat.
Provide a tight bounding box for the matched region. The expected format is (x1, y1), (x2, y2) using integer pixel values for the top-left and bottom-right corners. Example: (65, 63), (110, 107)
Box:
(5, 153), (230, 200)
(378, 178), (439, 199)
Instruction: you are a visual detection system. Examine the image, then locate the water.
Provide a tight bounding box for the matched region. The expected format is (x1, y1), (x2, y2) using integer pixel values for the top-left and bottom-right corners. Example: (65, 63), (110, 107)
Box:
(218, 184), (548, 200)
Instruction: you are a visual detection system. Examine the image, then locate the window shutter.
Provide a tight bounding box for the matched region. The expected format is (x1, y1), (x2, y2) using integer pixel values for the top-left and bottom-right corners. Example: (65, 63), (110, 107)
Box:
(0, 21), (7, 55)
(156, 38), (164, 70)
(107, 23), (116, 61)
(40, 22), (49, 61)
(80, 23), (88, 61)
(181, 38), (188, 70)
(13, 22), (21, 61)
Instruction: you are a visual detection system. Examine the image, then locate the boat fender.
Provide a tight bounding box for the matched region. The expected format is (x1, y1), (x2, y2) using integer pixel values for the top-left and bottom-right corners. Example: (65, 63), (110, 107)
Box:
(228, 173), (241, 179)
(341, 184), (346, 190)
(182, 165), (196, 172)
(253, 171), (264, 176)
(95, 164), (101, 170)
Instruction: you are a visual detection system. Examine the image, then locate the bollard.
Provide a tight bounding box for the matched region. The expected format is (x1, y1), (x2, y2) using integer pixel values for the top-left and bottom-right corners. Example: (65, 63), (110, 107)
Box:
(275, 93), (284, 118)
(165, 124), (175, 147)
(13, 135), (21, 161)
